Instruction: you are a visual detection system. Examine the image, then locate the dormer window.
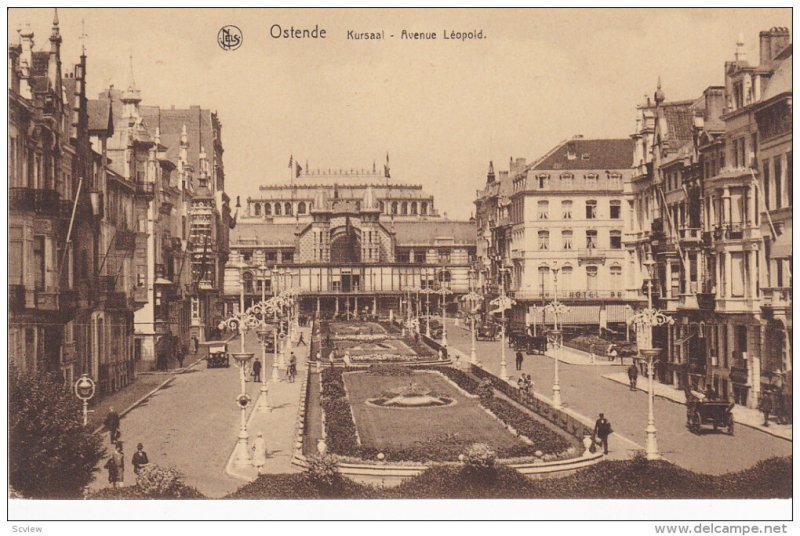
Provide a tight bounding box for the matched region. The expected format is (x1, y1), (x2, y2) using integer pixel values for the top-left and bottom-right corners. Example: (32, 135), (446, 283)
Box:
(581, 153), (590, 161)
(585, 173), (599, 183)
(536, 174), (550, 189)
(560, 172), (574, 184)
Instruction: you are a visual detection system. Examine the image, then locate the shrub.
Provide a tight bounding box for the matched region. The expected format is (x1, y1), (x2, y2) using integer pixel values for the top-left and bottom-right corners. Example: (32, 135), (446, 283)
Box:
(9, 366), (105, 498)
(463, 443), (496, 470)
(135, 465), (199, 498)
(476, 379), (494, 402)
(305, 454), (339, 489)
(367, 364), (413, 376)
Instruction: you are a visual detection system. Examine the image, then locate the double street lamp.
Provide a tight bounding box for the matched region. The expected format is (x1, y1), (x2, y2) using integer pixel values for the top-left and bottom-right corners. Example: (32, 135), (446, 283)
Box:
(490, 264), (514, 381)
(462, 271), (483, 366)
(544, 262), (569, 409)
(438, 276), (452, 347)
(627, 254), (673, 460)
(420, 287), (435, 337)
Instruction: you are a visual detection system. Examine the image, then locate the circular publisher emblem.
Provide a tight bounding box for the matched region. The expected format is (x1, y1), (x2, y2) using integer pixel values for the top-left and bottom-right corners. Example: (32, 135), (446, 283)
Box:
(218, 25), (243, 51)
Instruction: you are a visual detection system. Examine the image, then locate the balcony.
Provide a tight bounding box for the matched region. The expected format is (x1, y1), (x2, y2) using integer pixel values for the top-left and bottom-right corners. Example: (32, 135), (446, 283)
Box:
(135, 182), (155, 199)
(115, 229), (137, 251)
(713, 223), (744, 242)
(133, 286), (149, 305)
(696, 292), (716, 311)
(10, 188), (62, 216)
(577, 248), (606, 263)
(35, 290), (60, 311)
(678, 227), (702, 244)
(761, 287), (791, 311)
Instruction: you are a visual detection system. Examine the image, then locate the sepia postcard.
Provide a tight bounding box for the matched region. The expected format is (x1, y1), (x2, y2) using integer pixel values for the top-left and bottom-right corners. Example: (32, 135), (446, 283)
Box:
(4, 5), (794, 531)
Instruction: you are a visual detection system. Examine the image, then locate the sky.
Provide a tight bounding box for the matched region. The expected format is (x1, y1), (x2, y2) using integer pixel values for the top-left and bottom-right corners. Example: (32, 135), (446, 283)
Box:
(9, 8), (792, 219)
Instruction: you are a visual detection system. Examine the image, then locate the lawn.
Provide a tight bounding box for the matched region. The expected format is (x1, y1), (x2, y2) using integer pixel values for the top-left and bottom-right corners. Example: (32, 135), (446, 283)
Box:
(342, 371), (527, 454)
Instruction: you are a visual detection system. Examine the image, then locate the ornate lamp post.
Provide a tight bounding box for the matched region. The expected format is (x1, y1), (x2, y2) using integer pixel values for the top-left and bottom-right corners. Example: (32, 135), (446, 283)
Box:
(490, 265), (514, 381)
(421, 287), (434, 337)
(545, 262), (568, 409)
(463, 289), (483, 366)
(74, 374), (96, 426)
(627, 254), (673, 460)
(438, 274), (452, 347)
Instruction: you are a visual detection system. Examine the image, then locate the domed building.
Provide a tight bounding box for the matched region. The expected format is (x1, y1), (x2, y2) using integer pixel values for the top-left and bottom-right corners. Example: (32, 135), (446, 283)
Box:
(223, 160), (477, 318)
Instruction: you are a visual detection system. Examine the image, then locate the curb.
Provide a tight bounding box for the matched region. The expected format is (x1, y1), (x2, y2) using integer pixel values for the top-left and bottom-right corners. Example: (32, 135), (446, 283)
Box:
(601, 374), (792, 442)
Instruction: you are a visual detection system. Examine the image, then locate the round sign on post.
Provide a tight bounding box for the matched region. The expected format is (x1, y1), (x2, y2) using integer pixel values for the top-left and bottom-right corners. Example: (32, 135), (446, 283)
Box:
(74, 374), (95, 427)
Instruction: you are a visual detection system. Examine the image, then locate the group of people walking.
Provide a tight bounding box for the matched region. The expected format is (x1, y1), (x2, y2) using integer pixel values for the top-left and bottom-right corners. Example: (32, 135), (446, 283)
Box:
(102, 407), (149, 488)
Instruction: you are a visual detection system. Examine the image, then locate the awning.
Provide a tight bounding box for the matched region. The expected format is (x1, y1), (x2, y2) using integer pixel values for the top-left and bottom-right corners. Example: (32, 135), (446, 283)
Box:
(771, 228), (793, 258)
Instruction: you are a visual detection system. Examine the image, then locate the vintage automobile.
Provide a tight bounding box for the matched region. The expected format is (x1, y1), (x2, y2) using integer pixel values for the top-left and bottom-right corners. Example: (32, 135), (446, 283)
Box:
(684, 380), (735, 435)
(206, 342), (230, 368)
(525, 335), (549, 355)
(475, 322), (500, 341)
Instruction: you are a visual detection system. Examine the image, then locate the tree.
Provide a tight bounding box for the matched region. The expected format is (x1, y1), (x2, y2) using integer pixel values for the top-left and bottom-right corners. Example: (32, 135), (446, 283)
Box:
(9, 365), (105, 498)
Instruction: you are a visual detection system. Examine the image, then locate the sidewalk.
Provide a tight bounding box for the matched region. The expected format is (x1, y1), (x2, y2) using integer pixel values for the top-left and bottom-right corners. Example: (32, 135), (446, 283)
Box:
(603, 372), (792, 442)
(452, 319), (626, 367)
(225, 326), (309, 481)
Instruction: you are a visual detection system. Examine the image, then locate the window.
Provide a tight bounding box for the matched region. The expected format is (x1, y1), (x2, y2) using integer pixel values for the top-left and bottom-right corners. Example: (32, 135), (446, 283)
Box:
(274, 203), (281, 215)
(562, 200), (572, 219)
(33, 235), (45, 291)
(586, 265), (598, 291)
(401, 202), (408, 215)
(586, 230), (598, 249)
(537, 200), (549, 220)
(610, 230), (622, 249)
(285, 202), (293, 216)
(586, 200), (597, 219)
(265, 251), (277, 263)
(392, 202), (398, 215)
(562, 230), (573, 250)
(264, 203), (272, 215)
(397, 251), (410, 263)
(421, 202), (428, 215)
(283, 252), (294, 263)
(242, 272), (254, 293)
(538, 231), (549, 250)
(9, 226), (23, 284)
(609, 173), (622, 187)
(788, 152), (793, 203)
(297, 201), (306, 214)
(774, 156), (782, 209)
(438, 249), (451, 264)
(610, 200), (621, 219)
(241, 250), (252, 263)
(561, 265), (573, 290)
(610, 265), (623, 288)
(560, 172), (573, 185)
(585, 173), (598, 183)
(763, 160), (771, 210)
(537, 174), (549, 189)
(254, 203), (261, 216)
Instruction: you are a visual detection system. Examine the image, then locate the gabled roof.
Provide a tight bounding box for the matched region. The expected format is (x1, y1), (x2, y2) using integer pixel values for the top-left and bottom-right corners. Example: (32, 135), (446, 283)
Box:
(532, 138), (633, 171)
(762, 52), (792, 102)
(88, 99), (113, 134)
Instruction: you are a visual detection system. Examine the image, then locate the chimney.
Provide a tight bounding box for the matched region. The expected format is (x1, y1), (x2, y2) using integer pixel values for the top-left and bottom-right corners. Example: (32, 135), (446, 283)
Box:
(704, 87), (725, 123)
(759, 27), (791, 65)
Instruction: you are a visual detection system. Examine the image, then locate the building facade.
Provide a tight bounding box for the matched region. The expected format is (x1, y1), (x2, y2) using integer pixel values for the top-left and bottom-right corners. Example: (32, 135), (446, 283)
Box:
(224, 164), (476, 318)
(628, 28), (792, 409)
(476, 138), (639, 332)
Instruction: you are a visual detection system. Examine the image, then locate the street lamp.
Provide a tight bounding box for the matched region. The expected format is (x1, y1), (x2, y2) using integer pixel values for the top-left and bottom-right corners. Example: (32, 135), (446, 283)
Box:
(545, 263), (569, 410)
(74, 374), (96, 426)
(438, 271), (452, 347)
(490, 264), (514, 381)
(218, 315), (256, 467)
(421, 287), (434, 337)
(627, 254), (674, 460)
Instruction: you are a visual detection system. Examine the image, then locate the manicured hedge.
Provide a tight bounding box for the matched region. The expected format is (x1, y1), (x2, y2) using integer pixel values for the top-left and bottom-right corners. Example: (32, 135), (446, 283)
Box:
(226, 456), (792, 499)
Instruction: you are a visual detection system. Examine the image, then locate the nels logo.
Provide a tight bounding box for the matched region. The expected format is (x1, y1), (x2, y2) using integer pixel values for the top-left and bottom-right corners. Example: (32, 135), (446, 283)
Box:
(218, 25), (243, 51)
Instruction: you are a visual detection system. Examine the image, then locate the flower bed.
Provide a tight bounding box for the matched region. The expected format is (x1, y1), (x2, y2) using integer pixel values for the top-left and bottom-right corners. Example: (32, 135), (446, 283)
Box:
(319, 367), (575, 463)
(469, 365), (594, 441)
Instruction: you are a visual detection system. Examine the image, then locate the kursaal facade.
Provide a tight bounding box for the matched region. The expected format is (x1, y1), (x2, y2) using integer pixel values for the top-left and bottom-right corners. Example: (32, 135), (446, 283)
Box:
(224, 161), (476, 317)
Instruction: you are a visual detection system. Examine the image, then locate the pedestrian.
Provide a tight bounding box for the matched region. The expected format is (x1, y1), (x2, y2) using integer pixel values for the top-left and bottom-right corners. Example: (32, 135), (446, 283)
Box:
(517, 376), (526, 392)
(593, 413), (613, 455)
(759, 392), (773, 427)
(112, 442), (125, 487)
(104, 407), (121, 444)
(177, 341), (186, 368)
(526, 373), (534, 394)
(252, 358), (262, 383)
(252, 432), (267, 474)
(515, 350), (524, 371)
(297, 332), (307, 346)
(104, 454), (119, 488)
(191, 336), (199, 354)
(607, 344), (618, 362)
(288, 353), (297, 383)
(132, 443), (149, 475)
(627, 363), (638, 391)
